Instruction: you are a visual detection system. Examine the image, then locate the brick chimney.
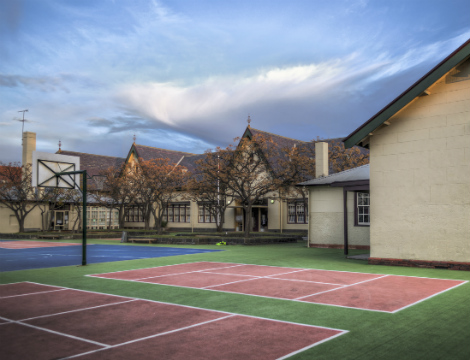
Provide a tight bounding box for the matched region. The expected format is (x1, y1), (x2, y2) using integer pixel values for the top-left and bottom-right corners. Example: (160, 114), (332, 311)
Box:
(315, 142), (328, 178)
(22, 132), (36, 168)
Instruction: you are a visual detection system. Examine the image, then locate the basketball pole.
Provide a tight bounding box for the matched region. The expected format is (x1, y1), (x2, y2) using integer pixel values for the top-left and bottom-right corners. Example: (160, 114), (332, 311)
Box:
(56, 169), (88, 265)
(82, 172), (87, 265)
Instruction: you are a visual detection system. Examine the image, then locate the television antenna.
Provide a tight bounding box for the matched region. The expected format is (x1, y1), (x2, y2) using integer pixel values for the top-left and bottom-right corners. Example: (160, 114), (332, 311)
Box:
(16, 109), (29, 144)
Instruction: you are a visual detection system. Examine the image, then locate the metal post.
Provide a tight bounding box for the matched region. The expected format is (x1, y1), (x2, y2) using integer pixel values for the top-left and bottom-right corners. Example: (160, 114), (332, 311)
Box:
(343, 188), (349, 256)
(82, 171), (87, 265)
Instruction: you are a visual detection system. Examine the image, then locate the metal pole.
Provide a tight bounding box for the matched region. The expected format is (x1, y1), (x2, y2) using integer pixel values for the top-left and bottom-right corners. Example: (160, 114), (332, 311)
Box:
(82, 171), (87, 265)
(343, 188), (349, 256)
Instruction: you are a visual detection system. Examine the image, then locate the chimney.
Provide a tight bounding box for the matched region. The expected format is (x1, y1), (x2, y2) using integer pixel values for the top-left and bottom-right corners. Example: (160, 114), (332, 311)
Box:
(22, 132), (36, 168)
(315, 142), (328, 178)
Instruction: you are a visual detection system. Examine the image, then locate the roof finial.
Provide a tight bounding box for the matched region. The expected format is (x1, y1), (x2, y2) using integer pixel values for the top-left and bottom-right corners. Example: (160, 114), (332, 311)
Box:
(58, 140), (62, 153)
(133, 134), (136, 143)
(247, 115), (251, 128)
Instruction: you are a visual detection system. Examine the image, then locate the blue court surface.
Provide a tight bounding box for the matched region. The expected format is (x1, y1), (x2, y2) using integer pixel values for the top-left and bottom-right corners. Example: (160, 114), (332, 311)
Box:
(0, 242), (222, 272)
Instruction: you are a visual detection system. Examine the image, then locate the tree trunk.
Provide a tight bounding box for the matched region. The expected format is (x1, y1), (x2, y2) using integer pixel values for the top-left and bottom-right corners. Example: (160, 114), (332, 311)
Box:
(17, 215), (25, 233)
(108, 207), (112, 229)
(216, 211), (224, 232)
(119, 206), (126, 229)
(244, 204), (252, 237)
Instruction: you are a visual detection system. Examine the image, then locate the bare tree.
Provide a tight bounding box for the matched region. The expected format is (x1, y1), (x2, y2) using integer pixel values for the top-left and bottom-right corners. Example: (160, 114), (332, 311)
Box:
(0, 162), (53, 232)
(185, 159), (233, 233)
(134, 158), (188, 233)
(92, 164), (136, 229)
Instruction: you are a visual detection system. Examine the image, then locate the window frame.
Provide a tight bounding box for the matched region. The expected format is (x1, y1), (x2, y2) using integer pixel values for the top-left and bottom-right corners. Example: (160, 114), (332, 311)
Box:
(198, 203), (216, 223)
(287, 200), (308, 224)
(355, 191), (370, 226)
(125, 205), (144, 222)
(165, 203), (191, 223)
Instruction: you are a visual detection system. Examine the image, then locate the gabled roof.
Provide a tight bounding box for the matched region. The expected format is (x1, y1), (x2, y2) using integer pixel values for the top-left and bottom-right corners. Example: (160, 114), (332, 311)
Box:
(299, 164), (369, 186)
(244, 127), (307, 149)
(58, 150), (125, 177)
(179, 153), (207, 173)
(243, 126), (368, 180)
(130, 144), (195, 164)
(344, 38), (470, 148)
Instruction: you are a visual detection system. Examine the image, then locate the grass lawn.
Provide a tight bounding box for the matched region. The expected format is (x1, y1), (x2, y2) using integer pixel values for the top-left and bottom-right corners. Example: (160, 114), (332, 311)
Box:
(1, 240), (469, 360)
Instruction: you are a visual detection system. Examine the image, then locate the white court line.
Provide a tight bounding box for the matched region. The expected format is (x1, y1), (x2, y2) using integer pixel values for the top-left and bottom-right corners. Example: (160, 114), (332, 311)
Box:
(88, 264), (245, 282)
(0, 315), (109, 347)
(89, 266), (468, 313)
(24, 281), (348, 331)
(130, 264), (246, 281)
(86, 262), (242, 277)
(9, 281), (348, 358)
(0, 288), (67, 299)
(88, 260), (470, 283)
(21, 299), (137, 321)
(205, 261), (470, 281)
(265, 276), (346, 286)
(294, 275), (389, 300)
(390, 280), (468, 313)
(202, 277), (261, 289)
(60, 315), (237, 359)
(202, 268), (310, 278)
(277, 330), (347, 360)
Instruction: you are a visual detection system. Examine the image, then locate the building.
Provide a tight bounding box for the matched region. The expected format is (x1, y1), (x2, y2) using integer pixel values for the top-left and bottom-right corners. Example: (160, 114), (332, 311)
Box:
(344, 38), (470, 269)
(1, 124), (368, 234)
(300, 158), (370, 251)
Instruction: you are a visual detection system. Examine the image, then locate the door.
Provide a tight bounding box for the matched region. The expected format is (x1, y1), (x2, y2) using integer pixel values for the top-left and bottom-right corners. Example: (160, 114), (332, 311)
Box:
(252, 208), (259, 232)
(55, 211), (64, 230)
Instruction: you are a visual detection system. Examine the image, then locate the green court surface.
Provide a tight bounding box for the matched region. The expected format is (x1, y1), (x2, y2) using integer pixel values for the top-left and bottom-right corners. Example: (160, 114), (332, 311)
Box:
(1, 240), (469, 360)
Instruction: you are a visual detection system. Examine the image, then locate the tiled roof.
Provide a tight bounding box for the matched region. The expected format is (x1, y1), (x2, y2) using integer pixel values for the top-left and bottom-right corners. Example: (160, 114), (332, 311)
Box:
(179, 153), (208, 173)
(248, 127), (307, 149)
(58, 151), (125, 177)
(133, 144), (195, 164)
(246, 127), (367, 179)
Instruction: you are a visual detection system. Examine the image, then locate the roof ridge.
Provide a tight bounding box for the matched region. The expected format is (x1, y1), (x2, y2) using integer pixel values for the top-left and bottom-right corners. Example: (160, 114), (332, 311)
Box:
(134, 144), (195, 155)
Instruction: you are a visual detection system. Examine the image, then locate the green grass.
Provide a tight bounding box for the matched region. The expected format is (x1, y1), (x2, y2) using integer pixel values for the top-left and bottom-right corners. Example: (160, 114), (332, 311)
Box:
(1, 241), (469, 360)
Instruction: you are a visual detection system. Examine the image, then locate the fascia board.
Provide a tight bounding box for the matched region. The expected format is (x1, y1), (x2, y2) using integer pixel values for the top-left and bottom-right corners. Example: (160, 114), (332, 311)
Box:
(344, 40), (470, 148)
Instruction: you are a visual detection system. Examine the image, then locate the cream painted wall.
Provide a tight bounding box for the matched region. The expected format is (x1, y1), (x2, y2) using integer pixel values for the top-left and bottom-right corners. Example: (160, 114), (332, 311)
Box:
(266, 200), (308, 232)
(308, 187), (370, 246)
(370, 69), (470, 262)
(0, 204), (45, 233)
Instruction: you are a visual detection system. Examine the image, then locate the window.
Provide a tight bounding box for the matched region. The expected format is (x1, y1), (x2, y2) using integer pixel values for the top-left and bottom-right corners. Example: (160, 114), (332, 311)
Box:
(165, 203), (190, 223)
(87, 207), (120, 229)
(356, 192), (370, 226)
(125, 206), (143, 222)
(287, 201), (308, 224)
(198, 204), (216, 223)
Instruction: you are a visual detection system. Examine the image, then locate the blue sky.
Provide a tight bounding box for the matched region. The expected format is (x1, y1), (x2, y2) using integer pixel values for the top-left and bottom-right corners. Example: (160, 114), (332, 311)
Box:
(1, 0), (469, 163)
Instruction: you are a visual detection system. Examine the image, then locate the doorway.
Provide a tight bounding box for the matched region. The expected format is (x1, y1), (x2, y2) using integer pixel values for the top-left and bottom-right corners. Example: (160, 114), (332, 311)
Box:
(53, 210), (69, 230)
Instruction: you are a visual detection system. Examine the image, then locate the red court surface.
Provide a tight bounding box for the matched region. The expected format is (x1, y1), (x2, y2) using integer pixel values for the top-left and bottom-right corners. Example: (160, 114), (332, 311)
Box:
(0, 240), (79, 249)
(0, 282), (346, 360)
(90, 262), (467, 313)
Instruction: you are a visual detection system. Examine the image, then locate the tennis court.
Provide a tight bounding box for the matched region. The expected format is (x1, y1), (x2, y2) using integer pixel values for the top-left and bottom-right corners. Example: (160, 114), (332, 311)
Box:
(0, 282), (346, 359)
(90, 262), (467, 313)
(0, 241), (222, 272)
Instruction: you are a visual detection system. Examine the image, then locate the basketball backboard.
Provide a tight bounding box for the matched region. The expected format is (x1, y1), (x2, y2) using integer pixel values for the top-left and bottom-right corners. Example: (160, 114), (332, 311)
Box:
(32, 151), (81, 189)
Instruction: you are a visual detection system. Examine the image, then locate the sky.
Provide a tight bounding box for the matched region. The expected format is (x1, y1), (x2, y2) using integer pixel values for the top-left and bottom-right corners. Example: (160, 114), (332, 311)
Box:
(1, 0), (469, 163)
